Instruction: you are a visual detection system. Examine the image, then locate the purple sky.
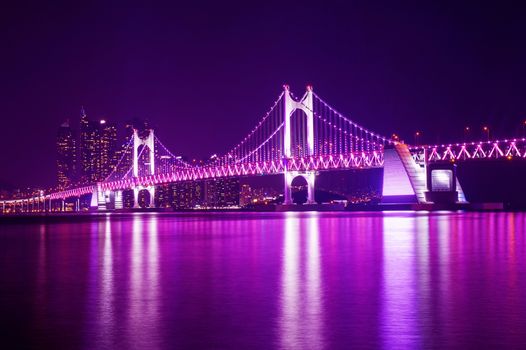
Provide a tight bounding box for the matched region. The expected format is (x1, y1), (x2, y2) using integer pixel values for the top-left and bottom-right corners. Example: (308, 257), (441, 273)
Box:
(1, 2), (525, 187)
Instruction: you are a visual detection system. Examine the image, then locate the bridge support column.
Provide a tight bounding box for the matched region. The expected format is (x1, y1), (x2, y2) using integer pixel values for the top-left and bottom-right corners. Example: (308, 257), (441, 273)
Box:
(115, 191), (123, 210)
(133, 187), (140, 208)
(284, 171), (293, 205)
(90, 187), (99, 210)
(306, 172), (315, 204)
(97, 189), (107, 211)
(148, 186), (155, 208)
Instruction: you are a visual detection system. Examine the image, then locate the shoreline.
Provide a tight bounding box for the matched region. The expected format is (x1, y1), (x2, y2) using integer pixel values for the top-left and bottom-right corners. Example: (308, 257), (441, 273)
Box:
(0, 202), (512, 222)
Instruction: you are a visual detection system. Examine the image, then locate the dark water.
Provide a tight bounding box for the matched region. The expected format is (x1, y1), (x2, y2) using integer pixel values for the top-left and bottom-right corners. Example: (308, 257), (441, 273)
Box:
(1, 212), (526, 349)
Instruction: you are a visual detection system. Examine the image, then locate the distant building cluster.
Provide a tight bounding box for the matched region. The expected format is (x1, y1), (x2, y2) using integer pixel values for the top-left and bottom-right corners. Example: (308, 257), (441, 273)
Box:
(53, 107), (246, 208)
(147, 178), (241, 209)
(56, 108), (123, 190)
(56, 121), (77, 189)
(239, 184), (281, 206)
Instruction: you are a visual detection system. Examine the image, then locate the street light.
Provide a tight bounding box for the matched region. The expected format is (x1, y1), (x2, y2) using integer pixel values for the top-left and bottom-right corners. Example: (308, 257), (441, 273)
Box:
(483, 126), (490, 141)
(464, 126), (470, 141)
(414, 131), (421, 146)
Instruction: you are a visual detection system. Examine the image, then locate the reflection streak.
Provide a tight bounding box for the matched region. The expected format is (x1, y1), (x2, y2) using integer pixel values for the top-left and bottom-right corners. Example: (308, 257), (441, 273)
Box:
(305, 214), (323, 349)
(280, 214), (300, 349)
(381, 214), (419, 349)
(127, 214), (160, 349)
(279, 213), (324, 349)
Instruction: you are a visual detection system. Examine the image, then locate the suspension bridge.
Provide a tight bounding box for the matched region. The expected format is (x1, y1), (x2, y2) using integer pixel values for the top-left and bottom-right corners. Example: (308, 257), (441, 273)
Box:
(2, 85), (524, 213)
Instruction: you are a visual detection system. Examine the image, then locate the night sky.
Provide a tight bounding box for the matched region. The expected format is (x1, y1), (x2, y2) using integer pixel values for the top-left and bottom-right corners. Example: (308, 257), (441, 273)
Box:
(1, 2), (525, 188)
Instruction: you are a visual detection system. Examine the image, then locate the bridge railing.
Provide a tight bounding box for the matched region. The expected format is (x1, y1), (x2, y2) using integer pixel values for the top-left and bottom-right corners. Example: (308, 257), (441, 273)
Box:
(99, 151), (384, 192)
(409, 138), (526, 163)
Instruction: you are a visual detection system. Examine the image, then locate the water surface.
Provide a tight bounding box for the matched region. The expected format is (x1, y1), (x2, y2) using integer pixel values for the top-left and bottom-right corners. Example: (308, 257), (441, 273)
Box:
(1, 212), (525, 349)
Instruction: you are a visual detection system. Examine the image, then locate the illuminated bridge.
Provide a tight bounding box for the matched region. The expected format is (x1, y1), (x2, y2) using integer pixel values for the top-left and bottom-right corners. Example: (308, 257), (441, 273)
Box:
(3, 85), (523, 213)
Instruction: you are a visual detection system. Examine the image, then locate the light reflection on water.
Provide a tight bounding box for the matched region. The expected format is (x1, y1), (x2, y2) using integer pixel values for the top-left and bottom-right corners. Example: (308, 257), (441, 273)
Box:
(280, 213), (323, 350)
(1, 212), (526, 349)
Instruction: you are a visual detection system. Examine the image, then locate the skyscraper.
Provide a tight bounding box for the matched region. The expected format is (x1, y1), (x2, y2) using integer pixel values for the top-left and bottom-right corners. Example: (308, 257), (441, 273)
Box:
(99, 120), (118, 180)
(79, 107), (119, 184)
(79, 107), (99, 184)
(56, 120), (76, 189)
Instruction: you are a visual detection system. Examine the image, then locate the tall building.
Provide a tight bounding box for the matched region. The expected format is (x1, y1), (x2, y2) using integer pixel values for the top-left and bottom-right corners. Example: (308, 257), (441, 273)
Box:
(56, 120), (77, 189)
(204, 178), (240, 207)
(99, 120), (118, 180)
(109, 123), (134, 180)
(79, 107), (99, 184)
(172, 181), (204, 209)
(79, 108), (119, 184)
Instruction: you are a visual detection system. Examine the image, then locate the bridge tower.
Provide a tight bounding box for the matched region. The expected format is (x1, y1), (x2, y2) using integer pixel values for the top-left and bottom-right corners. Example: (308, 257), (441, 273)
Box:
(133, 128), (156, 208)
(283, 85), (315, 205)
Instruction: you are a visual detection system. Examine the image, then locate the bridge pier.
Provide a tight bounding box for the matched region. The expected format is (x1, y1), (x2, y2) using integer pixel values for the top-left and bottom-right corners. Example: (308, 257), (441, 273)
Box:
(133, 187), (140, 208)
(97, 189), (107, 210)
(284, 171), (316, 205)
(148, 187), (155, 208)
(115, 190), (123, 210)
(424, 163), (466, 203)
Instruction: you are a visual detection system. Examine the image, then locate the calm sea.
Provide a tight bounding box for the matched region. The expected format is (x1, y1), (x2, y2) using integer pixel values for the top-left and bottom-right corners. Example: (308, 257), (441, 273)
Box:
(1, 212), (525, 349)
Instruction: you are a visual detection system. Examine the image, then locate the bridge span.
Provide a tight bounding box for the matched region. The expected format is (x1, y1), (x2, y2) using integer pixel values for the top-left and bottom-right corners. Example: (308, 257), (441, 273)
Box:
(4, 85), (520, 213)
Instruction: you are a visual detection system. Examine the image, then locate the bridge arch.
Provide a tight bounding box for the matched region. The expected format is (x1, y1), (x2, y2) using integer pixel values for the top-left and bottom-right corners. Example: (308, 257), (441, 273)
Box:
(284, 170), (315, 205)
(137, 188), (152, 208)
(290, 175), (309, 204)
